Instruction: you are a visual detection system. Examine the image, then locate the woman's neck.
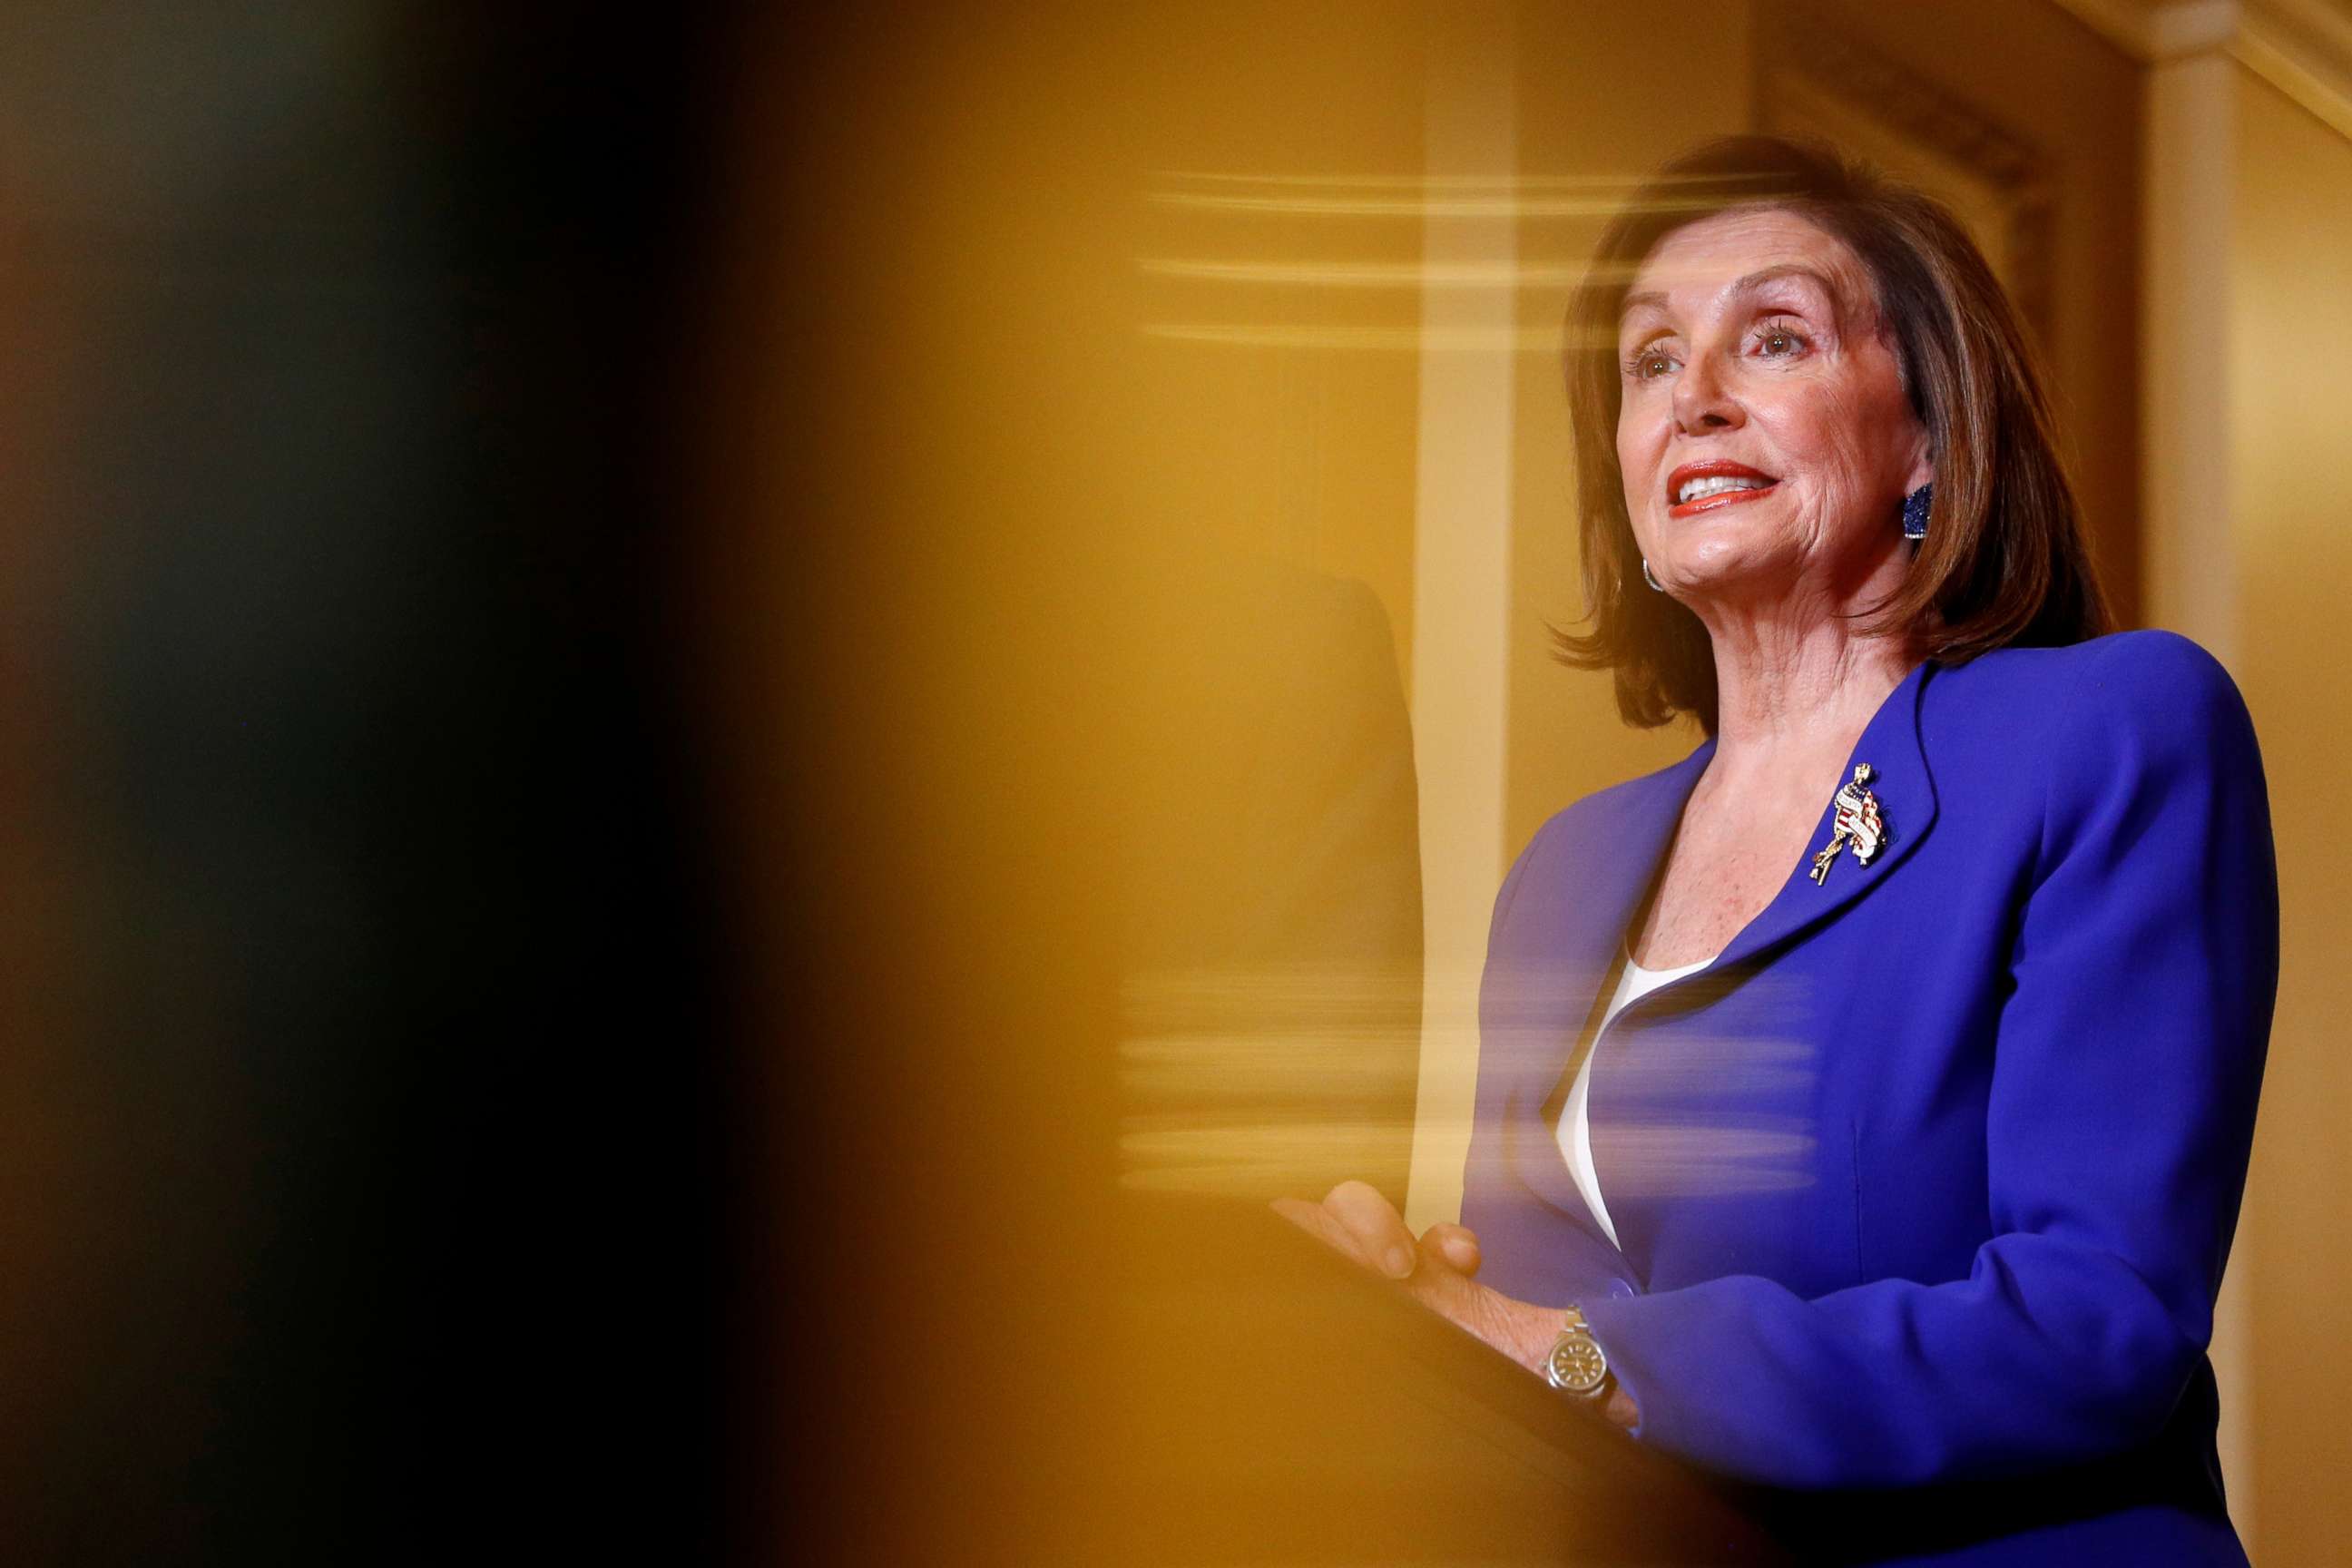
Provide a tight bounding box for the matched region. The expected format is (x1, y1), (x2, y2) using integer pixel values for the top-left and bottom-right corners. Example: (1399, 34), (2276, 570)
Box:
(1702, 614), (1917, 769)
(1687, 547), (1920, 767)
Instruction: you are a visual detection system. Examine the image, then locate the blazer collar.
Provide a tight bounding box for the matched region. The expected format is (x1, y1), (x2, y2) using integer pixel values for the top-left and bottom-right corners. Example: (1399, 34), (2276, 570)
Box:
(1500, 660), (1941, 1244)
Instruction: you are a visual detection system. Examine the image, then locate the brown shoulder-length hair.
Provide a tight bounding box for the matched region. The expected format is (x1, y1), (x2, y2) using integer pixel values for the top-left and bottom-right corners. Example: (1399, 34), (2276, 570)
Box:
(1555, 135), (2110, 731)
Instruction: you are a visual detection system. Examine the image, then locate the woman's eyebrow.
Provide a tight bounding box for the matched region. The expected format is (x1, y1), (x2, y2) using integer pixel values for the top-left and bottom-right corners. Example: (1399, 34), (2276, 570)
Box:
(1730, 262), (1841, 304)
(1618, 262), (1845, 327)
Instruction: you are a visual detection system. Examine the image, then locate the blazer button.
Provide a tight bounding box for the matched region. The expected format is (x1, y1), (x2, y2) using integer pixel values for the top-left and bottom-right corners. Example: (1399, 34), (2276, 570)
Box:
(1608, 1279), (1637, 1300)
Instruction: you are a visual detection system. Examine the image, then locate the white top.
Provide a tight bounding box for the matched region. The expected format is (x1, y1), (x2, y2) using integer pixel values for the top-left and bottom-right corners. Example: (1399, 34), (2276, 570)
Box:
(1553, 946), (1713, 1248)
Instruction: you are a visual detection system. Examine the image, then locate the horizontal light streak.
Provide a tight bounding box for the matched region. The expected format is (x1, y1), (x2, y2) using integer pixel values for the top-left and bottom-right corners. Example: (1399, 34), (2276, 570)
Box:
(1117, 1121), (1422, 1197)
(1152, 191), (1720, 218)
(1164, 171), (1648, 189)
(1160, 171), (1783, 191)
(1141, 258), (1583, 287)
(1142, 322), (1615, 351)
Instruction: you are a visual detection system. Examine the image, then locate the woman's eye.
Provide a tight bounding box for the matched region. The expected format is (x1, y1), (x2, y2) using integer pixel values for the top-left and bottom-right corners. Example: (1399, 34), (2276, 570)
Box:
(1631, 348), (1675, 379)
(1755, 327), (1806, 358)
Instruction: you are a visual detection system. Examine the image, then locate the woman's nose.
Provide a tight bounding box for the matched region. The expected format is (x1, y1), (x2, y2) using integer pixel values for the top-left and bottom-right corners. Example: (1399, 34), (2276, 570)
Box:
(1671, 353), (1743, 433)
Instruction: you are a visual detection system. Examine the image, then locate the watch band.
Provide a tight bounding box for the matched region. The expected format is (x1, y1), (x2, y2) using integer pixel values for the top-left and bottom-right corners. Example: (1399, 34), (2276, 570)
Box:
(1544, 1304), (1612, 1398)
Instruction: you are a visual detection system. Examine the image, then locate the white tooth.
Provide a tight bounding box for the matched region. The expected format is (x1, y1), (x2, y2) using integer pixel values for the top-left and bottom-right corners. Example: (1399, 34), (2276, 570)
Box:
(1676, 474), (1771, 504)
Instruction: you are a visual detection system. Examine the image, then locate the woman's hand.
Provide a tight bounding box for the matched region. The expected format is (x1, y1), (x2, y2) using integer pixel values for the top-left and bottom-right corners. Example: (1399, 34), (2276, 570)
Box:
(1272, 1181), (1640, 1430)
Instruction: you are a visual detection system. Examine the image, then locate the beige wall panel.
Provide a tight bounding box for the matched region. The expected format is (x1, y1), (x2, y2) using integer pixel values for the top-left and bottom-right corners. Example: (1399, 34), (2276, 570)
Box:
(2230, 64), (2352, 1568)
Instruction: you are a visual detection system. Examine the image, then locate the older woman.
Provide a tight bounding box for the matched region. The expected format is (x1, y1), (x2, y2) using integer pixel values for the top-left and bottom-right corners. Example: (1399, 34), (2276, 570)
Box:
(1277, 137), (2274, 1564)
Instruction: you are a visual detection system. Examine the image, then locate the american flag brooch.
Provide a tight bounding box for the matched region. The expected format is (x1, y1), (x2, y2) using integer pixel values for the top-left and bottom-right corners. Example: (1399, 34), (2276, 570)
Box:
(1808, 762), (1887, 886)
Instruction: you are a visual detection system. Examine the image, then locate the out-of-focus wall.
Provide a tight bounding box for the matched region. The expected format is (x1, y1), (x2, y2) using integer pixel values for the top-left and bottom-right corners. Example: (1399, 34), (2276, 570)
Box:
(2230, 62), (2352, 1568)
(1124, 6), (1427, 671)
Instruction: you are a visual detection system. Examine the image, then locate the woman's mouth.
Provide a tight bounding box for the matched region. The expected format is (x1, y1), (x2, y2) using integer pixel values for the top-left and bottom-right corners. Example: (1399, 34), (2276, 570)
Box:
(1667, 461), (1779, 519)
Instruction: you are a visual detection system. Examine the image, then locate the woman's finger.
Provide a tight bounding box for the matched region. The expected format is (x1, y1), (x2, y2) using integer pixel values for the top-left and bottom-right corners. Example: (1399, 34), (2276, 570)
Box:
(1270, 1195), (1354, 1256)
(1320, 1180), (1417, 1279)
(1418, 1220), (1482, 1278)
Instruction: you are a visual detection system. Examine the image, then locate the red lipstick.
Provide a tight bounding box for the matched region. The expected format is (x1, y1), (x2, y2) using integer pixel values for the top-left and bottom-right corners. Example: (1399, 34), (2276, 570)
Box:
(1666, 459), (1780, 520)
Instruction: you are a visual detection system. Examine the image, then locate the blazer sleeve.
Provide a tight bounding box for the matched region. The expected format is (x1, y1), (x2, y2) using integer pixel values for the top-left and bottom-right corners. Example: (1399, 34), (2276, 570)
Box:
(1576, 632), (2279, 1489)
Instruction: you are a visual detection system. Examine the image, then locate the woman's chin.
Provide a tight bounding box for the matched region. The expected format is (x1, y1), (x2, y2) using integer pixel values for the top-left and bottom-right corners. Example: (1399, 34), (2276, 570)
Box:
(1657, 553), (1798, 606)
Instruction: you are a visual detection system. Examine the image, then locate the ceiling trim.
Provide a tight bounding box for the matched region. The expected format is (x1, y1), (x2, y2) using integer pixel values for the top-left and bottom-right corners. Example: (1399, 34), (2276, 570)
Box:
(2049, 0), (2352, 139)
(2239, 0), (2352, 140)
(2045, 0), (2243, 59)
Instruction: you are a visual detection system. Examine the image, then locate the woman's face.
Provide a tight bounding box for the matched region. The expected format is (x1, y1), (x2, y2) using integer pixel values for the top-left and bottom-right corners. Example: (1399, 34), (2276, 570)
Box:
(1613, 207), (1930, 607)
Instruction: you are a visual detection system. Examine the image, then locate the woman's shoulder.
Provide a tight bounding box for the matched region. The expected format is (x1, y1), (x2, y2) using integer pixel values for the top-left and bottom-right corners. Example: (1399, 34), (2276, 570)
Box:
(1932, 630), (2263, 803)
(1955, 625), (2231, 685)
(1935, 629), (2252, 738)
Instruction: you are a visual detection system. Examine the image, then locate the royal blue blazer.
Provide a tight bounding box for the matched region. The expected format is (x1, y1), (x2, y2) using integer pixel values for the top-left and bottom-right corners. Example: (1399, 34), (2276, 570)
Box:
(1461, 631), (2276, 1564)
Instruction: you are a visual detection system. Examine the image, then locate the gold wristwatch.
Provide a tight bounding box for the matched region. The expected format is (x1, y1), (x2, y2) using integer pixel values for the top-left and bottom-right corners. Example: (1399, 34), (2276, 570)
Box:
(1544, 1305), (1612, 1399)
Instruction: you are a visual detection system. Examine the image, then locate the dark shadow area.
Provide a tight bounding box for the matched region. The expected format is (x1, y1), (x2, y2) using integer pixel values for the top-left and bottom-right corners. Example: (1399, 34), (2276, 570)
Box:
(0, 5), (740, 1558)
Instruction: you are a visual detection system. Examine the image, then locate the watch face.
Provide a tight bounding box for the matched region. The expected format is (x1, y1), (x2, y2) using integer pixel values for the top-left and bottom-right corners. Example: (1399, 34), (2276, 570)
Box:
(1546, 1334), (1609, 1396)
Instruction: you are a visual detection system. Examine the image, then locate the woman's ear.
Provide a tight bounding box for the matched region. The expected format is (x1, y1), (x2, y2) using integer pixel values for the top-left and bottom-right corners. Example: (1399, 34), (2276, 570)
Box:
(1905, 428), (1936, 496)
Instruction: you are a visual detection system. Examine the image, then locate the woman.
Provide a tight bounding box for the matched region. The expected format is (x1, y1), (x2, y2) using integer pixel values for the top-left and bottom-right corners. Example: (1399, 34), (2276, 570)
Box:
(1276, 137), (2275, 1563)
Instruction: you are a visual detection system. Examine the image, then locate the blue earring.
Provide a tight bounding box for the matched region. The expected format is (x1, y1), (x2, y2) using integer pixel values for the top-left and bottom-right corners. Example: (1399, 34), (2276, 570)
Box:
(1901, 483), (1933, 541)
